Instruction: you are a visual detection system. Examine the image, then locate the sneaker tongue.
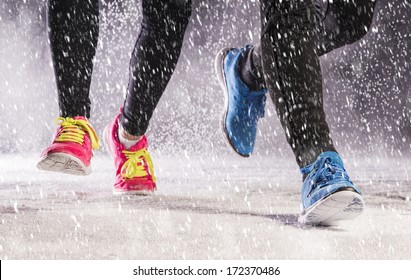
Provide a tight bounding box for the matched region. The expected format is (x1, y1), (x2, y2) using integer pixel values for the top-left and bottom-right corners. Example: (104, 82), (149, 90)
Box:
(64, 116), (100, 150)
(128, 135), (148, 152)
(300, 161), (315, 176)
(320, 151), (344, 167)
(73, 116), (88, 121)
(300, 151), (343, 175)
(70, 117), (88, 131)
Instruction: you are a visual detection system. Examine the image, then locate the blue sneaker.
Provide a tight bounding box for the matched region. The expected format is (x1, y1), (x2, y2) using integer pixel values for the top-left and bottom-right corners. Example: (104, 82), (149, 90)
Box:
(215, 46), (268, 157)
(299, 151), (364, 226)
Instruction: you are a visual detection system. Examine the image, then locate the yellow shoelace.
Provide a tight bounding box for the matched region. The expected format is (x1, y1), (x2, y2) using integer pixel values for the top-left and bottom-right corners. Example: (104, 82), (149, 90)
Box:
(54, 117), (100, 150)
(121, 149), (156, 182)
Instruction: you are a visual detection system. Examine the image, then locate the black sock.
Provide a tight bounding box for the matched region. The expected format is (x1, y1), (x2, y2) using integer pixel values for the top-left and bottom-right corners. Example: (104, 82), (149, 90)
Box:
(237, 45), (267, 91)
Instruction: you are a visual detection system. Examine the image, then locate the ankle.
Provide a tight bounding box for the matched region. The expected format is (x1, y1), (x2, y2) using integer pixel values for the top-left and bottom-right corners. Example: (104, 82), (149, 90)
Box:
(118, 123), (142, 149)
(237, 46), (266, 91)
(120, 126), (142, 141)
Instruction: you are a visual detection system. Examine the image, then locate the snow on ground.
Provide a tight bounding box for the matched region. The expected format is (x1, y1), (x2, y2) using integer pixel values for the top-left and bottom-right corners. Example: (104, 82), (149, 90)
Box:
(0, 153), (410, 259)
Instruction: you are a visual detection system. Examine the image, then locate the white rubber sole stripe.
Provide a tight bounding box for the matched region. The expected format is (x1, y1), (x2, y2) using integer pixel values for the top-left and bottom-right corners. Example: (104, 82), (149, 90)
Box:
(112, 189), (154, 196)
(299, 189), (364, 226)
(214, 47), (250, 158)
(37, 152), (91, 176)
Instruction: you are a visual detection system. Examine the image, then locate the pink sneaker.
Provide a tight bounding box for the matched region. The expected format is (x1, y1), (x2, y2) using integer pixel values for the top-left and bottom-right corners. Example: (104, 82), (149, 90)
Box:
(104, 114), (156, 195)
(37, 116), (100, 175)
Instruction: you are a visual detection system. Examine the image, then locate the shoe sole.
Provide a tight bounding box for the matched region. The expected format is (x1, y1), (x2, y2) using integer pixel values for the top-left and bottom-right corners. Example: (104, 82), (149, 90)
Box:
(112, 189), (154, 196)
(215, 47), (250, 158)
(299, 189), (364, 226)
(37, 152), (91, 176)
(103, 125), (156, 196)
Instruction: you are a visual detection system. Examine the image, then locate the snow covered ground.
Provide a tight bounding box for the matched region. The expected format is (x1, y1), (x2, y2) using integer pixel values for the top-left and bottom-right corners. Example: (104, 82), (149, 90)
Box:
(0, 153), (410, 260)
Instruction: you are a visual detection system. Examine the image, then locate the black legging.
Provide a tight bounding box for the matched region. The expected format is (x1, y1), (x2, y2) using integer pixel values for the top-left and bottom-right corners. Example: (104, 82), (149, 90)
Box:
(48, 0), (99, 119)
(241, 0), (377, 90)
(48, 0), (191, 136)
(121, 0), (192, 135)
(240, 0), (376, 166)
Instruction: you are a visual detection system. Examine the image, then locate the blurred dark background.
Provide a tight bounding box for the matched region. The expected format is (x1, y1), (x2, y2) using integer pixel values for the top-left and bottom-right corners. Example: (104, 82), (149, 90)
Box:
(0, 0), (410, 159)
